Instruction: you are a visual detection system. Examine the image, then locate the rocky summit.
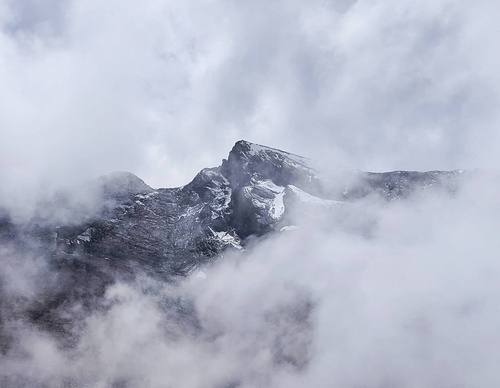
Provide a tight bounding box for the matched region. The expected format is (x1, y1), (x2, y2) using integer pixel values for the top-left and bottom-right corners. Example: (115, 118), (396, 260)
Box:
(0, 140), (465, 343)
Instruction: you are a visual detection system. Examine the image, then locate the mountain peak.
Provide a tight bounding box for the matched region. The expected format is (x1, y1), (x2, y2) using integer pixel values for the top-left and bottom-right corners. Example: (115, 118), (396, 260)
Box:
(230, 140), (312, 164)
(93, 171), (153, 199)
(0, 141), (469, 352)
(222, 140), (321, 193)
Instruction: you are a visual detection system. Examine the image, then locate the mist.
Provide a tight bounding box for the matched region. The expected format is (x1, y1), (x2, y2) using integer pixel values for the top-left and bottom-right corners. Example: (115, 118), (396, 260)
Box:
(2, 0), (500, 386)
(1, 172), (500, 387)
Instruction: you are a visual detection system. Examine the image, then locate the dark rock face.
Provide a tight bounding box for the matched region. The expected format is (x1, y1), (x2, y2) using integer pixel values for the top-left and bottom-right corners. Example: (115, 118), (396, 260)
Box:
(0, 140), (466, 341)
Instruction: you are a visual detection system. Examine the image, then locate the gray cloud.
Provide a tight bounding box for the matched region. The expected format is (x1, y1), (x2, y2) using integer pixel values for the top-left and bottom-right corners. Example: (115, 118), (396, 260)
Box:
(1, 0), (499, 203)
(4, 0), (68, 38)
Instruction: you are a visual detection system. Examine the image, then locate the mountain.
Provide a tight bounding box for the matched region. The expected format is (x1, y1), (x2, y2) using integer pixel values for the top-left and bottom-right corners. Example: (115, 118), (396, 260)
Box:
(0, 140), (465, 348)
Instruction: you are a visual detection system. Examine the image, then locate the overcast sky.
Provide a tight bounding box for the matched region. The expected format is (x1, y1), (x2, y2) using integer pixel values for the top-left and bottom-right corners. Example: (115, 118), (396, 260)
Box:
(1, 0), (499, 197)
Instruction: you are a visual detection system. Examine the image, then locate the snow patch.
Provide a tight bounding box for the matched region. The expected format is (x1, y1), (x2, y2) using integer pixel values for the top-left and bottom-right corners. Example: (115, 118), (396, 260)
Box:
(271, 190), (285, 219)
(280, 225), (299, 232)
(287, 185), (344, 207)
(247, 143), (312, 168)
(135, 191), (158, 200)
(77, 228), (92, 243)
(209, 227), (242, 250)
(250, 179), (286, 220)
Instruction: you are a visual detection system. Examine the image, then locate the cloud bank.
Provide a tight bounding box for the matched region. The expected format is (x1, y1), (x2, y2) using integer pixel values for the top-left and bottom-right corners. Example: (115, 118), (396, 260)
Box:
(2, 175), (500, 387)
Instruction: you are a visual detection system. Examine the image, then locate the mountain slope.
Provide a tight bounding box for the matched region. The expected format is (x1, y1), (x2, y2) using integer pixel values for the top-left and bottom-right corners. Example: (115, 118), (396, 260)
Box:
(0, 140), (466, 342)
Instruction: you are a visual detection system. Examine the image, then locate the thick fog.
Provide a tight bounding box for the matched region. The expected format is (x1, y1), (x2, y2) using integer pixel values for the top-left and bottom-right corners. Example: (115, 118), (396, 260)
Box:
(2, 173), (500, 387)
(2, 0), (500, 387)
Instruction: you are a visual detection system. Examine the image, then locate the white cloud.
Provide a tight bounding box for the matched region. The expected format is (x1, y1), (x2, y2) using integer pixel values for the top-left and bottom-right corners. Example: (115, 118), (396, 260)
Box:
(0, 0), (499, 201)
(3, 176), (500, 386)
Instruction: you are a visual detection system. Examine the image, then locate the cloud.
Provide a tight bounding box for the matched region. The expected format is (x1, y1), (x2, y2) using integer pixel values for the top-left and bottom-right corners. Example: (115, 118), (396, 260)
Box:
(2, 175), (500, 386)
(1, 0), (500, 203)
(1, 1), (500, 385)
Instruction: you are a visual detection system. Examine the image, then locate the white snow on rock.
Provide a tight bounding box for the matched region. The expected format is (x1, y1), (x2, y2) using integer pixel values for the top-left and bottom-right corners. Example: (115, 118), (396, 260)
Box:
(280, 225), (299, 232)
(247, 179), (286, 220)
(244, 142), (321, 174)
(135, 192), (158, 200)
(286, 185), (344, 207)
(208, 227), (242, 250)
(271, 190), (285, 219)
(76, 228), (93, 243)
(210, 186), (232, 212)
(247, 142), (312, 167)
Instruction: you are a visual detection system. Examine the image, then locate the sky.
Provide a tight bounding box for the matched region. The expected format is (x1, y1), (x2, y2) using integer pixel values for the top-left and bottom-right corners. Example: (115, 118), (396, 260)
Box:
(1, 0), (500, 203)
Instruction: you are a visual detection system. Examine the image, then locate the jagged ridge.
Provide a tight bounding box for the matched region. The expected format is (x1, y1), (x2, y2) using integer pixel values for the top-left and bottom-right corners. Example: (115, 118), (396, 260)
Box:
(0, 140), (466, 339)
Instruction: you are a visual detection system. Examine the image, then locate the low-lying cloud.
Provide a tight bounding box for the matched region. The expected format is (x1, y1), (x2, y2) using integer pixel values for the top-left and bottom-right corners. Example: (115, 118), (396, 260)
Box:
(1, 173), (500, 387)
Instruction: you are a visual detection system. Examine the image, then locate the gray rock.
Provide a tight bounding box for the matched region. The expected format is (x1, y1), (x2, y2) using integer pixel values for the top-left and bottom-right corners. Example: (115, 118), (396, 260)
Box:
(0, 140), (467, 341)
